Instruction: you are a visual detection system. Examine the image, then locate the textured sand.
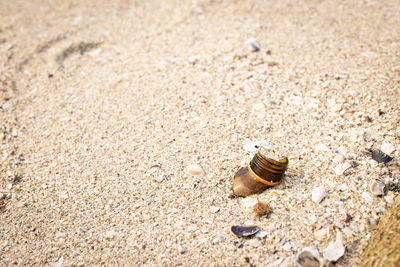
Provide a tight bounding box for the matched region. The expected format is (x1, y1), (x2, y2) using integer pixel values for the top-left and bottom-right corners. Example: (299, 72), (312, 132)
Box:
(1, 0), (400, 266)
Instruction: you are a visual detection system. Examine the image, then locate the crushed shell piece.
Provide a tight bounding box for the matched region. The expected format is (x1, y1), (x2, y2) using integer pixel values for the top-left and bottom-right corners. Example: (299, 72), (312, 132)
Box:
(312, 186), (326, 203)
(231, 225), (260, 237)
(323, 232), (345, 262)
(297, 246), (321, 267)
(253, 202), (271, 217)
(371, 149), (393, 163)
(369, 180), (386, 196)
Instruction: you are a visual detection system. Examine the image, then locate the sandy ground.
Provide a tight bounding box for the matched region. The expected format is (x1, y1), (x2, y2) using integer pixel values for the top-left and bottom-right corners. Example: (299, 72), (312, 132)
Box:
(1, 0), (399, 266)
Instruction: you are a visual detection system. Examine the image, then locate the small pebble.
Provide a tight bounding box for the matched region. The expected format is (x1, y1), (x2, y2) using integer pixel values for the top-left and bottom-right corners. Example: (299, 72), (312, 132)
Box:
(334, 162), (352, 175)
(384, 196), (394, 206)
(312, 186), (327, 203)
(323, 231), (345, 262)
(234, 241), (243, 249)
(1, 101), (12, 109)
(245, 40), (260, 52)
(255, 231), (267, 238)
(283, 242), (292, 251)
(178, 245), (185, 254)
(380, 142), (395, 155)
(337, 184), (347, 192)
(297, 246), (321, 267)
(210, 206), (220, 213)
(186, 164), (203, 176)
(253, 201), (271, 217)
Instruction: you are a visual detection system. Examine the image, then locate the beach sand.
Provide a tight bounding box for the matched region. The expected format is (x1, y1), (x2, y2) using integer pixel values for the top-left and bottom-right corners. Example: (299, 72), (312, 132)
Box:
(1, 0), (399, 265)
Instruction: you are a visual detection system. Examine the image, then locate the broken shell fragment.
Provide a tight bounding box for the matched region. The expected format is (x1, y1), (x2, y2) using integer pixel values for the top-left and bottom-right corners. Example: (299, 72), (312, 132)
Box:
(231, 225), (260, 237)
(369, 180), (386, 196)
(371, 149), (393, 163)
(323, 231), (345, 262)
(233, 152), (288, 197)
(297, 246), (322, 267)
(253, 201), (272, 217)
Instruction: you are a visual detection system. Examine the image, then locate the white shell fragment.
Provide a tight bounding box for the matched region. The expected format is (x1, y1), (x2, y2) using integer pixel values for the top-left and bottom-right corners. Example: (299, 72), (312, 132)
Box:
(369, 180), (386, 196)
(362, 192), (374, 205)
(245, 40), (260, 52)
(380, 142), (395, 155)
(186, 164), (203, 176)
(210, 206), (220, 213)
(334, 162), (352, 175)
(323, 232), (345, 262)
(312, 186), (327, 203)
(384, 196), (394, 206)
(255, 231), (268, 238)
(297, 246), (321, 267)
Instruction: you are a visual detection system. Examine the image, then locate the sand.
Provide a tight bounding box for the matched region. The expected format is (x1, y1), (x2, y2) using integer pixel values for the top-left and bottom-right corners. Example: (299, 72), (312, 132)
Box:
(1, 0), (399, 265)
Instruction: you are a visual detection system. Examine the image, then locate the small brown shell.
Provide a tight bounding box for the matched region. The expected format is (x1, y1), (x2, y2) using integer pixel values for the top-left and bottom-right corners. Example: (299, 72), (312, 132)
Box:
(253, 201), (272, 217)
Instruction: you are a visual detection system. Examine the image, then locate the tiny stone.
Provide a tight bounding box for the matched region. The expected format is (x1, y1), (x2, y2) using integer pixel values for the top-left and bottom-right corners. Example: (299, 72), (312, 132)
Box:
(380, 142), (395, 156)
(245, 40), (260, 52)
(255, 231), (268, 238)
(312, 186), (327, 203)
(178, 245), (185, 254)
(154, 174), (164, 183)
(350, 161), (358, 167)
(253, 201), (271, 217)
(337, 184), (347, 192)
(384, 196), (394, 206)
(210, 206), (220, 213)
(186, 164), (203, 176)
(2, 101), (12, 109)
(283, 242), (292, 251)
(234, 241), (243, 249)
(334, 162), (352, 175)
(297, 246), (321, 267)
